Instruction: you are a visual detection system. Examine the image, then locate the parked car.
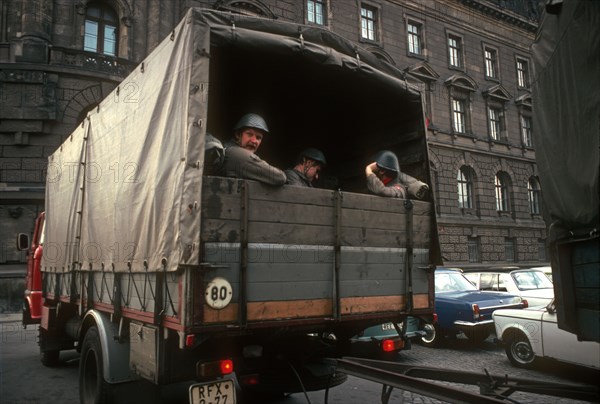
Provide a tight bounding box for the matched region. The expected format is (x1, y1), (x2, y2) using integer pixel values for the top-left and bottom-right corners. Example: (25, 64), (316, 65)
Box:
(350, 317), (427, 359)
(463, 268), (554, 307)
(420, 268), (528, 347)
(528, 265), (553, 282)
(494, 300), (600, 370)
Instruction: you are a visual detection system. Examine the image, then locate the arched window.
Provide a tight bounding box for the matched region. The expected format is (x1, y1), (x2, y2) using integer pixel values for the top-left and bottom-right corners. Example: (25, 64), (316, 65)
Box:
(528, 176), (541, 214)
(457, 166), (474, 209)
(84, 2), (119, 56)
(495, 172), (510, 212)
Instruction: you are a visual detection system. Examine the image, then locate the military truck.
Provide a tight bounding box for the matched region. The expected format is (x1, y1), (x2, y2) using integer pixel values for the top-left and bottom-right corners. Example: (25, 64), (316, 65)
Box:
(22, 9), (440, 403)
(531, 0), (599, 342)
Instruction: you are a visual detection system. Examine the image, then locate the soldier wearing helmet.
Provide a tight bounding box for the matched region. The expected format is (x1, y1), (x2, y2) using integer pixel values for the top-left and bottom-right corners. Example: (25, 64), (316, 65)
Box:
(219, 113), (286, 186)
(285, 148), (327, 187)
(365, 150), (429, 199)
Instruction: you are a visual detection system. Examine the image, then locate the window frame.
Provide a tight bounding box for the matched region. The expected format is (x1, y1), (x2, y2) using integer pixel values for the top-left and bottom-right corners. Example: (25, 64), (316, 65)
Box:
(84, 2), (119, 57)
(360, 4), (379, 43)
(451, 97), (466, 134)
(521, 114), (533, 147)
(483, 45), (499, 80)
(528, 176), (542, 215)
(495, 172), (511, 212)
(468, 236), (481, 263)
(516, 56), (531, 89)
(447, 33), (464, 69)
(457, 166), (474, 210)
(306, 0), (327, 26)
(406, 18), (424, 57)
(487, 105), (506, 142)
(504, 237), (516, 262)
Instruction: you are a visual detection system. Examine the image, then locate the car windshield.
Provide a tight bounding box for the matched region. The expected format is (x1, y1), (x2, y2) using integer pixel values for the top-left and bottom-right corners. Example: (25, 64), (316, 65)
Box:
(511, 270), (553, 290)
(435, 272), (478, 293)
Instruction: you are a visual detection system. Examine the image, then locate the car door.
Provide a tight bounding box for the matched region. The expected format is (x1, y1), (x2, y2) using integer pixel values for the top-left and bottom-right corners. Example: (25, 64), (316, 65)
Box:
(541, 309), (600, 369)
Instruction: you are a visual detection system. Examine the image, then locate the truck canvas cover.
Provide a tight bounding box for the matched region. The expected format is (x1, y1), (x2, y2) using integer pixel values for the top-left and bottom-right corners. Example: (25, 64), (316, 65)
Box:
(43, 7), (436, 287)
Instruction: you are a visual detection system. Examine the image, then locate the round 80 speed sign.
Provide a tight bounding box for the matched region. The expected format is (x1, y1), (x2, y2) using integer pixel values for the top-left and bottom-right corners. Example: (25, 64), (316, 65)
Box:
(205, 277), (233, 309)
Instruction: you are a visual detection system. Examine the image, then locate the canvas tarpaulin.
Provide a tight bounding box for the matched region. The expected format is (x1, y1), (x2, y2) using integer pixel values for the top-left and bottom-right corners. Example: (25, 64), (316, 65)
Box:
(532, 0), (600, 238)
(43, 8), (420, 273)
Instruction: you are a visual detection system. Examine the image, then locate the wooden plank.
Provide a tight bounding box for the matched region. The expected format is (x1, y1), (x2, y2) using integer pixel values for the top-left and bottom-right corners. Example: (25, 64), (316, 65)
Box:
(246, 299), (332, 320)
(340, 227), (431, 248)
(247, 180), (335, 206)
(341, 209), (430, 231)
(247, 262), (332, 283)
(247, 281), (331, 301)
(412, 293), (431, 309)
(203, 303), (239, 323)
(248, 200), (334, 226)
(342, 192), (432, 214)
(339, 279), (404, 297)
(202, 194), (242, 221)
(340, 295), (406, 314)
(338, 263), (404, 282)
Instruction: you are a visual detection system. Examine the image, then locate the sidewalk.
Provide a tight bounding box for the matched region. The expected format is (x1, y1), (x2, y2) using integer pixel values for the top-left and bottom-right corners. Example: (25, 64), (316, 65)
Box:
(0, 313), (22, 323)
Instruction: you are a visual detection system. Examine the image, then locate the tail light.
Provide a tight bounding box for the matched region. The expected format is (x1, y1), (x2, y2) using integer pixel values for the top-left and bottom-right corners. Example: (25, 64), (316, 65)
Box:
(381, 338), (404, 352)
(522, 299), (529, 308)
(239, 374), (260, 386)
(432, 313), (438, 324)
(472, 304), (480, 320)
(196, 359), (234, 379)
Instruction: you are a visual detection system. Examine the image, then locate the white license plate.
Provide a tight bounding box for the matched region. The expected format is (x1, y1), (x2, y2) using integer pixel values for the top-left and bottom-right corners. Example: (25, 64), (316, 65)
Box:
(381, 323), (397, 331)
(189, 379), (236, 404)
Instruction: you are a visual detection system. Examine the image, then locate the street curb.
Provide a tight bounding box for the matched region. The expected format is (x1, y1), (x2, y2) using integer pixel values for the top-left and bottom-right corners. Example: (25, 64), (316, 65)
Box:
(0, 313), (22, 323)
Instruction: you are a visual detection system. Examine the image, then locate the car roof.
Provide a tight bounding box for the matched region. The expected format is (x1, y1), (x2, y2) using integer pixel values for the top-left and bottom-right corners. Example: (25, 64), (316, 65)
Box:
(463, 268), (546, 275)
(435, 267), (464, 273)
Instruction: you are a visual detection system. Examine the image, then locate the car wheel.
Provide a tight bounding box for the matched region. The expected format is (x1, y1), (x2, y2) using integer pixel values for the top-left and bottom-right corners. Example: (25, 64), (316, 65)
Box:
(419, 323), (440, 348)
(505, 333), (537, 369)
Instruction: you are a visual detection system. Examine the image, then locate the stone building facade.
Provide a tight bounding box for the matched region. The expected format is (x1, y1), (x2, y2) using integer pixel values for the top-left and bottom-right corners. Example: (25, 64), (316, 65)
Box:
(0, 0), (546, 288)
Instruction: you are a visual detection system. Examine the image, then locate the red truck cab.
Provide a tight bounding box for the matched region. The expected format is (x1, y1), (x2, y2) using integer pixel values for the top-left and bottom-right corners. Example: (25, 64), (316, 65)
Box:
(17, 211), (44, 326)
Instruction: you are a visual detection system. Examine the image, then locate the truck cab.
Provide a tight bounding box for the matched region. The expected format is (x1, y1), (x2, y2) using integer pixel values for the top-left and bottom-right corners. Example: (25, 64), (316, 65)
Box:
(17, 211), (45, 326)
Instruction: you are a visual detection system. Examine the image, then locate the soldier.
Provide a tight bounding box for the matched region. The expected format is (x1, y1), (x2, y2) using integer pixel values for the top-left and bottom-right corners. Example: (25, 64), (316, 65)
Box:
(219, 113), (286, 186)
(365, 150), (429, 199)
(285, 148), (327, 187)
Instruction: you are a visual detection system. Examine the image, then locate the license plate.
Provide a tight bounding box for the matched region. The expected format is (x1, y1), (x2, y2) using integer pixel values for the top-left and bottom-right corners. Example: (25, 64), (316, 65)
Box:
(381, 323), (396, 331)
(189, 379), (236, 404)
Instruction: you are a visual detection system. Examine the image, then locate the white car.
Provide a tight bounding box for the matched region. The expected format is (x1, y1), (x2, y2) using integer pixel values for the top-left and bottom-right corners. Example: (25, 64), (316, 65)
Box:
(493, 300), (600, 370)
(464, 268), (554, 307)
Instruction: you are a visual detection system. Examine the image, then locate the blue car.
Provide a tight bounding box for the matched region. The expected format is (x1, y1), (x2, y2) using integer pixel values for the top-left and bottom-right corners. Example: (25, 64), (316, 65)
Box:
(350, 316), (427, 359)
(421, 268), (528, 347)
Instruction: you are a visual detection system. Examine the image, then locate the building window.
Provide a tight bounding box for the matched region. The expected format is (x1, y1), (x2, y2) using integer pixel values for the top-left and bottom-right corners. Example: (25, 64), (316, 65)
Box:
(457, 166), (474, 209)
(407, 21), (422, 56)
(538, 239), (547, 261)
(448, 34), (462, 68)
(468, 237), (481, 263)
(521, 115), (533, 147)
(307, 0), (326, 25)
(84, 2), (119, 56)
(451, 98), (466, 133)
(488, 106), (504, 141)
(360, 5), (377, 41)
(505, 237), (516, 262)
(484, 48), (499, 79)
(516, 58), (530, 88)
(528, 177), (541, 215)
(495, 172), (510, 212)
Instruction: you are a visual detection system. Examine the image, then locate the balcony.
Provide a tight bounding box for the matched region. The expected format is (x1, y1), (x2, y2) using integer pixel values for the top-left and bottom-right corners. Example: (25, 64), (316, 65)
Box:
(49, 46), (136, 78)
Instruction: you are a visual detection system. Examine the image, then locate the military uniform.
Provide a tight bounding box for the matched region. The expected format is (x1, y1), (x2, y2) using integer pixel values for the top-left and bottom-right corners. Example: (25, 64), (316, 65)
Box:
(367, 174), (407, 198)
(284, 168), (313, 187)
(220, 140), (286, 186)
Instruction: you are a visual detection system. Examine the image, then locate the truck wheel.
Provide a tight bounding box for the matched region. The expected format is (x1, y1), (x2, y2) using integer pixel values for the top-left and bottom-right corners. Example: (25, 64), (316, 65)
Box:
(39, 328), (60, 367)
(80, 326), (113, 404)
(505, 333), (537, 369)
(419, 323), (440, 348)
(40, 349), (60, 367)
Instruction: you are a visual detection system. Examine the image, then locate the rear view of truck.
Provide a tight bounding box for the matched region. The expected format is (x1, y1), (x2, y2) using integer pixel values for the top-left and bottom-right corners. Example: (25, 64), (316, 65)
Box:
(38, 9), (440, 403)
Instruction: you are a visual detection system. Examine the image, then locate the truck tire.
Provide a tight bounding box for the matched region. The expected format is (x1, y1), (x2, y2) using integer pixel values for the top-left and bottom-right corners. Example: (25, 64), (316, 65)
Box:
(40, 349), (60, 367)
(80, 326), (114, 404)
(419, 323), (440, 348)
(39, 328), (60, 367)
(505, 333), (537, 369)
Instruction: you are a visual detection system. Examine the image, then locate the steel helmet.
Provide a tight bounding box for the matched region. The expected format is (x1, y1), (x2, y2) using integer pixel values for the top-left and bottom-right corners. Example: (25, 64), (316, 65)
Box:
(300, 148), (327, 165)
(233, 113), (269, 134)
(374, 150), (400, 174)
